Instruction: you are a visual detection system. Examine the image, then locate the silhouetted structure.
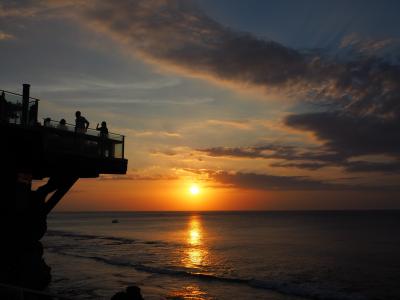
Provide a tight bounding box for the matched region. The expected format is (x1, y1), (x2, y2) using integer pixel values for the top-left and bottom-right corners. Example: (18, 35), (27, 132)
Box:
(0, 84), (127, 298)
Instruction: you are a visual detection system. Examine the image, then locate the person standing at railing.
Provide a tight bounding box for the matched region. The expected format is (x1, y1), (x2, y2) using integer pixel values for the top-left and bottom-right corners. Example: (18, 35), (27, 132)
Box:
(57, 119), (68, 130)
(75, 111), (89, 134)
(96, 121), (109, 157)
(96, 121), (109, 137)
(44, 117), (51, 127)
(74, 111), (89, 154)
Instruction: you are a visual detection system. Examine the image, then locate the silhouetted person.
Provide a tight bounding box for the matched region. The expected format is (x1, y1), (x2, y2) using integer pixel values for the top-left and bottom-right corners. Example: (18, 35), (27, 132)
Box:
(43, 117), (51, 127)
(96, 121), (109, 138)
(75, 111), (89, 133)
(57, 118), (67, 130)
(96, 121), (109, 156)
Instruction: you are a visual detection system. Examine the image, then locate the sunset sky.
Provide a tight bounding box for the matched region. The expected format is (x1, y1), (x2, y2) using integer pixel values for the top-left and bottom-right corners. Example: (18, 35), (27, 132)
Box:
(1, 0), (400, 210)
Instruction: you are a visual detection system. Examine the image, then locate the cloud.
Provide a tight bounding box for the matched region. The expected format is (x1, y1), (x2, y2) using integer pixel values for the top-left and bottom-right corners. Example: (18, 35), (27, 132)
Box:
(99, 173), (178, 181)
(0, 1), (39, 18)
(133, 130), (181, 138)
(176, 167), (400, 191)
(199, 141), (400, 174)
(284, 111), (400, 173)
(206, 119), (252, 130)
(0, 30), (14, 40)
(210, 171), (398, 191)
(199, 145), (342, 164)
(343, 161), (400, 173)
(68, 0), (308, 95)
(285, 112), (400, 157)
(340, 33), (399, 58)
(213, 171), (340, 191)
(269, 161), (330, 171)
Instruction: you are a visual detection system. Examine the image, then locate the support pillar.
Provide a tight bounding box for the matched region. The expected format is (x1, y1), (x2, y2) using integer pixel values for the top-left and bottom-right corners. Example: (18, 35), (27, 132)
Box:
(0, 171), (78, 296)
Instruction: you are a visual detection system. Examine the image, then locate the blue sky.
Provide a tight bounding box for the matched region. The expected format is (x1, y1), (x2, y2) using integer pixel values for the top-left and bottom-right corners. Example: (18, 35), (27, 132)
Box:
(200, 0), (400, 46)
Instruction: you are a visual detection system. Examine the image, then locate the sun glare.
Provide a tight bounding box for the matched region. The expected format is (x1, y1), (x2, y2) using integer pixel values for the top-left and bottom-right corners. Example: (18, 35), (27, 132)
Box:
(189, 184), (200, 195)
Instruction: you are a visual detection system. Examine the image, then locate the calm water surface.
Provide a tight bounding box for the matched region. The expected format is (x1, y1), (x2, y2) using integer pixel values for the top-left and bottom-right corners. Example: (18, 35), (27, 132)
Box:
(43, 211), (400, 300)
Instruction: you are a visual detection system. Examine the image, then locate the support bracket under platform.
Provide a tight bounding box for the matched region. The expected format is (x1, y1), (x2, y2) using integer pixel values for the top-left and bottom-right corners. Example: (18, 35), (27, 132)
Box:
(37, 176), (78, 215)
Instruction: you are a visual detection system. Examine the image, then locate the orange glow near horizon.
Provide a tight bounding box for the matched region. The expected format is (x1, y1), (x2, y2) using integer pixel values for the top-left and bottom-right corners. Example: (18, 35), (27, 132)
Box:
(49, 176), (398, 212)
(54, 178), (277, 211)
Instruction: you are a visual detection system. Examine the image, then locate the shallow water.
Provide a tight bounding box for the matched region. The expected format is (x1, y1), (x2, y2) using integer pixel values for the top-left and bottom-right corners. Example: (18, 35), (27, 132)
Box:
(43, 211), (400, 299)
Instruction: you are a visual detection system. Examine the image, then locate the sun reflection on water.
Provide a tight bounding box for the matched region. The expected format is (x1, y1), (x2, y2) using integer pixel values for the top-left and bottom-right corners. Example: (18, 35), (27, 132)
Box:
(189, 218), (201, 246)
(168, 284), (209, 299)
(183, 215), (208, 268)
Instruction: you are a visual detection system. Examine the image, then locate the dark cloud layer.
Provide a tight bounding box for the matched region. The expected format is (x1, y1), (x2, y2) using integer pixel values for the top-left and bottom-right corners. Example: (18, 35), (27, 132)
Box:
(199, 144), (341, 168)
(285, 112), (400, 157)
(199, 141), (400, 174)
(199, 145), (342, 163)
(211, 171), (399, 191)
(213, 171), (340, 191)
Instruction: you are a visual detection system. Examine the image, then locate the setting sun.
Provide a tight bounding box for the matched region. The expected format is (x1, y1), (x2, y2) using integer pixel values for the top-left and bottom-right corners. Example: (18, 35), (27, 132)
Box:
(189, 185), (200, 195)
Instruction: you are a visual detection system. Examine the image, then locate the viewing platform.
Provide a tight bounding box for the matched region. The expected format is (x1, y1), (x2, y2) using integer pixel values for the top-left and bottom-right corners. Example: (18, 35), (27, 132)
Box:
(1, 85), (127, 179)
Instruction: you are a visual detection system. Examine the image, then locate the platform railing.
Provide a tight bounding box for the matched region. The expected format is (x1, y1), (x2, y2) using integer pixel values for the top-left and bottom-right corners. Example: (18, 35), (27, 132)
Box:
(1, 88), (125, 160)
(43, 119), (125, 159)
(44, 119), (124, 142)
(0, 89), (39, 125)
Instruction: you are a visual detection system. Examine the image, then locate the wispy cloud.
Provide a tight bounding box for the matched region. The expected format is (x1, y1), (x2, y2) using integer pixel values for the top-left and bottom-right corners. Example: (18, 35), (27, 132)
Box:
(133, 130), (181, 138)
(340, 33), (399, 56)
(99, 173), (178, 181)
(0, 30), (14, 40)
(206, 119), (252, 130)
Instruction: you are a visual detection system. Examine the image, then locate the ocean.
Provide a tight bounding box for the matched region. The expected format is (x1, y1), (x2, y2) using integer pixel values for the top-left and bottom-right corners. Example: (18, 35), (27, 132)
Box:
(43, 211), (400, 300)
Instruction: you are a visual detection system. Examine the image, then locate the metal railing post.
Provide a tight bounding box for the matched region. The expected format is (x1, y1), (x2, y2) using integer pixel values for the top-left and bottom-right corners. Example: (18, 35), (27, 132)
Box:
(122, 136), (125, 159)
(22, 83), (30, 126)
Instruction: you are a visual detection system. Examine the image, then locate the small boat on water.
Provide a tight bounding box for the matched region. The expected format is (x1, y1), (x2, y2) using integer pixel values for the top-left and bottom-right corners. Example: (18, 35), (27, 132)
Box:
(112, 219), (119, 224)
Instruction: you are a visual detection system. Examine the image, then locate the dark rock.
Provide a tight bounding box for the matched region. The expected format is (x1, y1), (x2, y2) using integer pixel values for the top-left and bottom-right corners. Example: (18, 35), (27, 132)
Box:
(111, 291), (130, 300)
(126, 286), (144, 300)
(111, 286), (144, 300)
